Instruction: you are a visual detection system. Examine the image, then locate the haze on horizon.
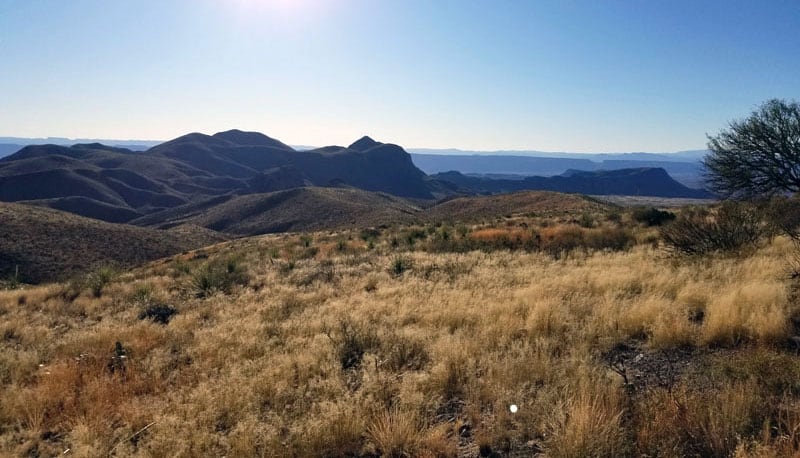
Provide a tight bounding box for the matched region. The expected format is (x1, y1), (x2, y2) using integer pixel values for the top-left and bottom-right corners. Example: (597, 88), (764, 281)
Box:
(0, 0), (798, 153)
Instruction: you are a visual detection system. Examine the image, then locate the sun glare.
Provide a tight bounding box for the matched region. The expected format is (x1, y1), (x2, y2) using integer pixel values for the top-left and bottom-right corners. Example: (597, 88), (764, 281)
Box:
(232, 0), (317, 14)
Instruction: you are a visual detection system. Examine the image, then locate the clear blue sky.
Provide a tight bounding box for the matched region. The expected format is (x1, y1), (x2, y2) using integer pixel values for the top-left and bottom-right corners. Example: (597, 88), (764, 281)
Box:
(1, 0), (798, 152)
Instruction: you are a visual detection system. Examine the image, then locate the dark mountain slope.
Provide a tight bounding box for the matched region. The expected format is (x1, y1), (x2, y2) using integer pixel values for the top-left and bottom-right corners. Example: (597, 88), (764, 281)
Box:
(0, 202), (224, 283)
(145, 131), (434, 199)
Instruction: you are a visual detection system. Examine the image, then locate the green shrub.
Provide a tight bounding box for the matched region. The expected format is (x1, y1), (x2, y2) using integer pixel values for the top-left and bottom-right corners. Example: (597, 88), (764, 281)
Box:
(190, 257), (249, 298)
(86, 266), (116, 298)
(390, 256), (413, 277)
(632, 207), (676, 226)
(1, 266), (21, 290)
(360, 228), (381, 242)
(578, 213), (596, 228)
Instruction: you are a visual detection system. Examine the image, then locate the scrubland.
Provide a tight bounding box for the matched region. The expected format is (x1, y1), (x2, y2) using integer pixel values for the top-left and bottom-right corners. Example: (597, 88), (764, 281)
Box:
(2, 208), (800, 457)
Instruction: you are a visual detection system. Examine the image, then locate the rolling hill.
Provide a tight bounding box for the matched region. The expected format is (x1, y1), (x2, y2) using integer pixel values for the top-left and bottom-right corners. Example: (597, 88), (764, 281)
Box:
(424, 190), (611, 223)
(0, 202), (227, 283)
(139, 187), (421, 235)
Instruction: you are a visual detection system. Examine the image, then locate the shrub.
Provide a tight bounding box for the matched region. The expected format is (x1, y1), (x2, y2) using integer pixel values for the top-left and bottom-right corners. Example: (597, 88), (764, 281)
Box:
(578, 213), (595, 228)
(86, 266), (116, 298)
(632, 207), (676, 226)
(539, 225), (585, 257)
(190, 257), (249, 298)
(390, 256), (412, 277)
(360, 228), (381, 242)
(584, 227), (636, 252)
(381, 334), (429, 372)
(660, 202), (765, 256)
(325, 318), (380, 371)
(1, 266), (21, 290)
(138, 304), (177, 325)
(295, 261), (337, 286)
(129, 283), (155, 305)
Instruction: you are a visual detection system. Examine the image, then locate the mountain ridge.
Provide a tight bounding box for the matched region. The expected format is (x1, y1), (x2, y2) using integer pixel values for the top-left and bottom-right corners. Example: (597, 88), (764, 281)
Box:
(0, 130), (712, 229)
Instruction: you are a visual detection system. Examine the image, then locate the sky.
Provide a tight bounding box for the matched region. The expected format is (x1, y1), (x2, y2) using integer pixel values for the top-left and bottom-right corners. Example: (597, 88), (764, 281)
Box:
(0, 0), (798, 152)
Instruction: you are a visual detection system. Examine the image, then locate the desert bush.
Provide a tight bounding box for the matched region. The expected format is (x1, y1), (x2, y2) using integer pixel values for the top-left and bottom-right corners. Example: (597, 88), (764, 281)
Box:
(606, 211), (622, 224)
(632, 207), (676, 226)
(390, 256), (413, 277)
(85, 266), (116, 298)
(325, 317), (380, 371)
(578, 212), (595, 228)
(660, 202), (765, 256)
(190, 257), (249, 298)
(539, 225), (585, 257)
(296, 246), (319, 260)
(584, 227), (636, 252)
(764, 196), (800, 240)
(0, 266), (21, 290)
(294, 260), (337, 286)
(138, 304), (177, 325)
(128, 282), (155, 305)
(360, 227), (381, 242)
(381, 333), (430, 372)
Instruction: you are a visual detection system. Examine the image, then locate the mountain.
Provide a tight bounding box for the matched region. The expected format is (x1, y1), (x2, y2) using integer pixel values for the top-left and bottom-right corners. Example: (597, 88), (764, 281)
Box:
(0, 202), (226, 283)
(431, 168), (713, 198)
(0, 130), (712, 231)
(0, 136), (163, 155)
(0, 130), (436, 225)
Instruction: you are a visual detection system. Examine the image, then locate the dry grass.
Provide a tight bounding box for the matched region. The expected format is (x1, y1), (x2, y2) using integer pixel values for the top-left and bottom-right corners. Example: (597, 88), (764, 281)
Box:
(2, 209), (800, 456)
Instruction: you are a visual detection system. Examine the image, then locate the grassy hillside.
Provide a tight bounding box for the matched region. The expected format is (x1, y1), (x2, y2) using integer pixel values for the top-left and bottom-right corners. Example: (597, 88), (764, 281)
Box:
(425, 190), (610, 223)
(0, 190), (615, 283)
(2, 204), (800, 456)
(138, 187), (421, 235)
(0, 203), (226, 283)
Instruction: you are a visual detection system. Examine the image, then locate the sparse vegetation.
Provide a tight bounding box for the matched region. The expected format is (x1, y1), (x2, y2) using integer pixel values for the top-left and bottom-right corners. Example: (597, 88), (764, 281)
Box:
(85, 266), (116, 297)
(3, 203), (800, 456)
(190, 256), (249, 297)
